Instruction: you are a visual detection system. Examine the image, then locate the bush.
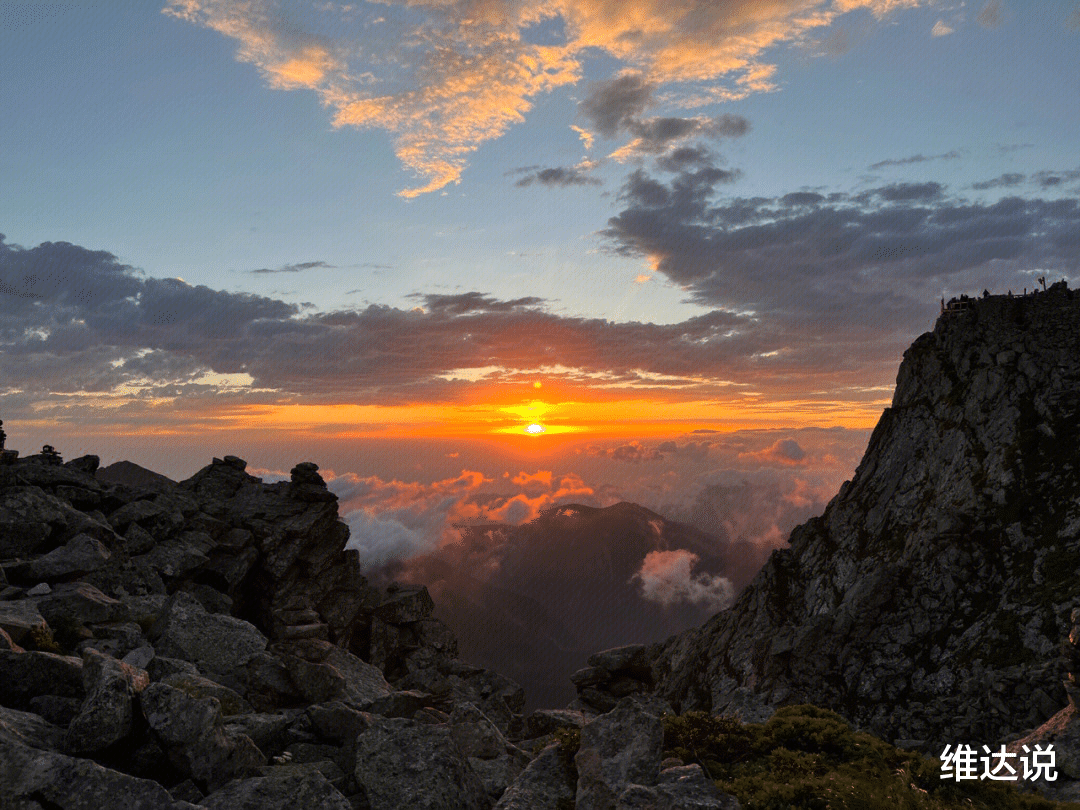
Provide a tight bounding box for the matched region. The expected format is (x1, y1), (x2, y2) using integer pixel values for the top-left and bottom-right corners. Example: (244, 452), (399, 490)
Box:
(662, 705), (1080, 810)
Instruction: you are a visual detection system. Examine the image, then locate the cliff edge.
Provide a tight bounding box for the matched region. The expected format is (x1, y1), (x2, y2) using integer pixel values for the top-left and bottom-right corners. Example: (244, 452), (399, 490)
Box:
(647, 283), (1080, 750)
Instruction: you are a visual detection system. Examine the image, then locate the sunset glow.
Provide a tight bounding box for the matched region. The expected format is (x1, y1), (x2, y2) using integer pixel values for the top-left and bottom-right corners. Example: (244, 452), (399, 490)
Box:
(0, 1), (1074, 538)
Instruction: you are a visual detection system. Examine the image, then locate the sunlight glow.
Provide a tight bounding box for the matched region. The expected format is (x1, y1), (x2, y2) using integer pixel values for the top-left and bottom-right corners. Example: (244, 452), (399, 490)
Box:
(525, 423), (545, 434)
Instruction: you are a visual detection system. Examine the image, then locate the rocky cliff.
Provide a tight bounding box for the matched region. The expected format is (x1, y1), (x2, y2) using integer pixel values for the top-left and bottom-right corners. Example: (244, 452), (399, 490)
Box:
(642, 283), (1080, 751)
(0, 446), (738, 808)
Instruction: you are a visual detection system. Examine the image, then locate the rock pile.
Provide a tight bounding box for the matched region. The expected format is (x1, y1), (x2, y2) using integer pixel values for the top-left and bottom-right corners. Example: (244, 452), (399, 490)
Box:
(0, 447), (740, 808)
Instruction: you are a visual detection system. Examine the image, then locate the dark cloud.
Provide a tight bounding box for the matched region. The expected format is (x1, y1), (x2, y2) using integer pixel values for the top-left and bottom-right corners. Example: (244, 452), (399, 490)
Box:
(412, 292), (545, 314)
(248, 260), (333, 274)
(655, 146), (718, 173)
(1032, 169), (1080, 188)
(603, 168), (1080, 386)
(577, 73), (749, 161)
(739, 438), (807, 465)
(579, 73), (655, 138)
(972, 172), (1025, 190)
(780, 191), (825, 207)
(515, 165), (602, 188)
(873, 181), (945, 202)
(869, 151), (961, 170)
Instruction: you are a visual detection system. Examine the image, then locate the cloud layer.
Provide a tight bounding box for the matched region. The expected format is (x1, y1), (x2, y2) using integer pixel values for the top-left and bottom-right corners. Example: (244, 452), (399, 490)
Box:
(164, 0), (925, 195)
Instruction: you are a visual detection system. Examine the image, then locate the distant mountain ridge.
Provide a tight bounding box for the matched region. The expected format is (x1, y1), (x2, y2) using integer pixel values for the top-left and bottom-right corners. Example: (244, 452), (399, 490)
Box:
(642, 283), (1080, 751)
(398, 501), (737, 709)
(96, 459), (175, 490)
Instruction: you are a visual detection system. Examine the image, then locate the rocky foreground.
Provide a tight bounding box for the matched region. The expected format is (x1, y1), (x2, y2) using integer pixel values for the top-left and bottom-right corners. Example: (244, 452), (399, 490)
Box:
(0, 449), (737, 808)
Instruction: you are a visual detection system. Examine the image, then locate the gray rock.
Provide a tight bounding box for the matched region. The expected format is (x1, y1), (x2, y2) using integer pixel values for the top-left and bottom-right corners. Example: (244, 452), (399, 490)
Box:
(140, 681), (266, 791)
(123, 644), (156, 670)
(29, 533), (111, 579)
(525, 708), (588, 738)
(494, 742), (575, 810)
(0, 600), (47, 644)
(0, 486), (72, 557)
(162, 671), (252, 716)
(652, 764), (741, 809)
(26, 583), (51, 597)
(149, 591), (267, 676)
(306, 700), (370, 742)
(199, 767), (351, 809)
(64, 649), (149, 753)
(0, 649), (84, 709)
(575, 697), (665, 810)
(0, 736), (187, 810)
(225, 713), (293, 755)
(0, 705), (64, 750)
(28, 695), (81, 727)
(36, 582), (128, 626)
(375, 586), (435, 624)
(354, 716), (490, 810)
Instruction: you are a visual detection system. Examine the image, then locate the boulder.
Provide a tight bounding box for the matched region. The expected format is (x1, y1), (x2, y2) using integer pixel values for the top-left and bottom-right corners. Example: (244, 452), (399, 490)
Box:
(354, 716), (490, 810)
(149, 591), (267, 676)
(0, 736), (189, 810)
(494, 742), (575, 810)
(140, 681), (266, 791)
(375, 585), (435, 625)
(28, 533), (111, 580)
(36, 582), (128, 626)
(0, 649), (84, 709)
(200, 767), (351, 809)
(0, 599), (47, 645)
(162, 672), (252, 716)
(575, 697), (665, 810)
(64, 649), (150, 754)
(0, 486), (74, 557)
(0, 705), (64, 750)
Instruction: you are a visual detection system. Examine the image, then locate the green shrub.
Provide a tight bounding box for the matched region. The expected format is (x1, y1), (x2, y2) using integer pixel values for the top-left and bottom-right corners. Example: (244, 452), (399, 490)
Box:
(23, 625), (61, 653)
(662, 705), (1080, 810)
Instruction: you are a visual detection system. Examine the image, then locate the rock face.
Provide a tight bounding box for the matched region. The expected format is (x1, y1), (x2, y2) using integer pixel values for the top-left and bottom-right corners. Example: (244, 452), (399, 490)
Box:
(646, 284), (1080, 751)
(0, 450), (556, 807)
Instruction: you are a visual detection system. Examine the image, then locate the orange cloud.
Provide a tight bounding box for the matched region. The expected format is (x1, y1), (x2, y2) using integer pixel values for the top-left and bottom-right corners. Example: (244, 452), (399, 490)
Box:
(165, 0), (926, 195)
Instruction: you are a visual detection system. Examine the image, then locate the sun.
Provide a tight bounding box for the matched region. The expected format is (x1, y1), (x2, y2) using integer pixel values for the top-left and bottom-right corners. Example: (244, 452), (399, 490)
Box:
(524, 423), (545, 434)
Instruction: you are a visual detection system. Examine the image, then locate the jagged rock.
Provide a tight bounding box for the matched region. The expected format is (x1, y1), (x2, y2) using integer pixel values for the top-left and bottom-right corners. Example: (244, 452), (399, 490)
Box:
(653, 287), (1080, 748)
(64, 648), (149, 753)
(0, 736), (192, 809)
(140, 681), (266, 791)
(375, 585), (436, 624)
(0, 599), (47, 644)
(148, 655), (200, 681)
(0, 486), (76, 556)
(0, 705), (64, 750)
(36, 581), (129, 626)
(149, 590), (267, 677)
(0, 649), (84, 709)
(525, 708), (588, 738)
(287, 461), (337, 503)
(306, 700), (370, 742)
(66, 455), (100, 476)
(225, 712), (293, 756)
(353, 716), (490, 810)
(493, 742), (575, 810)
(575, 697), (665, 810)
(162, 672), (253, 716)
(79, 620), (147, 659)
(367, 689), (430, 718)
(200, 766), (352, 809)
(139, 538), (210, 579)
(649, 764), (741, 809)
(278, 638), (391, 708)
(28, 532), (111, 580)
(123, 645), (156, 670)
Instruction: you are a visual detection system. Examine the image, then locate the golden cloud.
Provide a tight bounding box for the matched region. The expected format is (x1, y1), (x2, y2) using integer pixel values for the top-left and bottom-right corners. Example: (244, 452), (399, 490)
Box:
(165, 0), (924, 195)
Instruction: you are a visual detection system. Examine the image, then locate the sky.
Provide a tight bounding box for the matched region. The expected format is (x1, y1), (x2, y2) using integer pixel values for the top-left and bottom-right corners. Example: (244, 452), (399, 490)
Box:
(2, 0), (1079, 574)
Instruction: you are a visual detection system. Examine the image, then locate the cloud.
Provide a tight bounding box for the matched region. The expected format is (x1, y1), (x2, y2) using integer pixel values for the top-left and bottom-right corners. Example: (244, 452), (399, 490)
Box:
(515, 159), (602, 187)
(971, 172), (1025, 190)
(602, 168), (1080, 389)
(165, 0), (926, 196)
(248, 260), (334, 274)
(931, 20), (954, 36)
(631, 549), (734, 611)
(1032, 169), (1080, 189)
(738, 438), (807, 465)
(869, 150), (961, 170)
(976, 1), (1003, 28)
